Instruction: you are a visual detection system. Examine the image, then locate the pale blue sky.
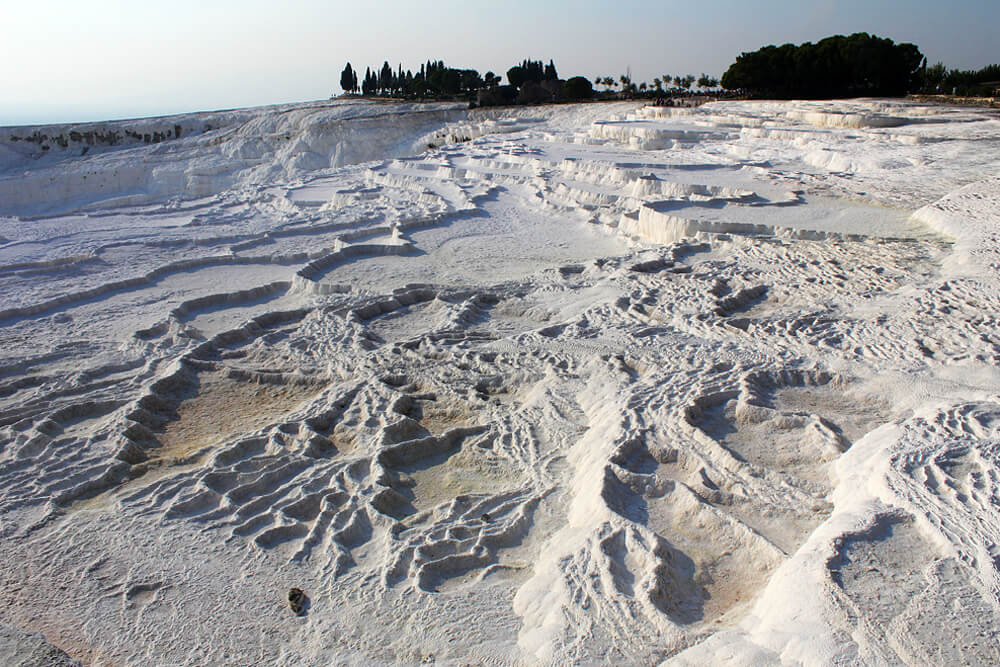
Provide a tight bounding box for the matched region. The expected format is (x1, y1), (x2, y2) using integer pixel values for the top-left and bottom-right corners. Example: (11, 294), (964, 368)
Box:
(1, 0), (996, 125)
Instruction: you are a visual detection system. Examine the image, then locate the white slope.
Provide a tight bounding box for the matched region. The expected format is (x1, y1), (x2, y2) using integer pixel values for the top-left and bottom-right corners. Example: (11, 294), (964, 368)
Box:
(1, 97), (999, 666)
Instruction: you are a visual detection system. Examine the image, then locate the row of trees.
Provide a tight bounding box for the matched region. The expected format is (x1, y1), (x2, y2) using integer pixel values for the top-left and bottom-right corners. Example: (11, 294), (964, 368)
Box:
(339, 61), (498, 99)
(341, 41), (998, 104)
(920, 62), (1000, 96)
(338, 57), (600, 106)
(506, 59), (559, 87)
(341, 59), (566, 98)
(720, 33), (924, 98)
(593, 73), (720, 96)
(339, 58), (719, 104)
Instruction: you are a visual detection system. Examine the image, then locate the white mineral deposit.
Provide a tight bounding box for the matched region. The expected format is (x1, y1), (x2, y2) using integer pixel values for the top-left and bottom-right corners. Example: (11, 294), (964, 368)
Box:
(1, 97), (999, 665)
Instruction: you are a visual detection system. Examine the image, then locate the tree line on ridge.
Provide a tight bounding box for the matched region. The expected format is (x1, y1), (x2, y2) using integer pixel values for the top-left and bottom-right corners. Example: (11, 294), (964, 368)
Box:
(336, 36), (996, 107)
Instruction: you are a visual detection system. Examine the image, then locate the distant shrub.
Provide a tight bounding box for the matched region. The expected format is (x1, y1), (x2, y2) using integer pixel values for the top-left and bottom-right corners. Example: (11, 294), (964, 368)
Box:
(516, 81), (550, 105)
(541, 80), (565, 102)
(940, 63), (1000, 96)
(478, 85), (518, 107)
(563, 76), (594, 101)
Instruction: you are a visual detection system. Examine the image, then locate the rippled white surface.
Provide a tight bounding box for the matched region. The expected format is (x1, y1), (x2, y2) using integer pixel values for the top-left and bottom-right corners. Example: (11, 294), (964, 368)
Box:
(1, 98), (999, 665)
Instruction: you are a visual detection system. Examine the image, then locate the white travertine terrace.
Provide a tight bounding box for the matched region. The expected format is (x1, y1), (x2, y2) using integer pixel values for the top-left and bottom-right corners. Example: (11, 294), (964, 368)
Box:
(1, 97), (999, 665)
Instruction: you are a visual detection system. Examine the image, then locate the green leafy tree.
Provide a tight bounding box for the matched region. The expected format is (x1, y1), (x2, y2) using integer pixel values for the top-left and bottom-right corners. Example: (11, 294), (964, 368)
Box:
(721, 33), (924, 98)
(697, 73), (718, 89)
(507, 65), (526, 87)
(563, 76), (594, 100)
(508, 59), (549, 87)
(922, 61), (947, 92)
(460, 69), (483, 91)
(942, 63), (1000, 95)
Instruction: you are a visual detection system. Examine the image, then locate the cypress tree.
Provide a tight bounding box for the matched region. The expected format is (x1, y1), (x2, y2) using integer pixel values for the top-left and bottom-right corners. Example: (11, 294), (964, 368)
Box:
(380, 61), (392, 95)
(363, 67), (373, 95)
(340, 63), (355, 94)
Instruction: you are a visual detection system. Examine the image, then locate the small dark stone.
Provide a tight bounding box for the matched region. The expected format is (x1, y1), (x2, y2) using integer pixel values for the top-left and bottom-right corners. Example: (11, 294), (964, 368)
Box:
(287, 587), (307, 616)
